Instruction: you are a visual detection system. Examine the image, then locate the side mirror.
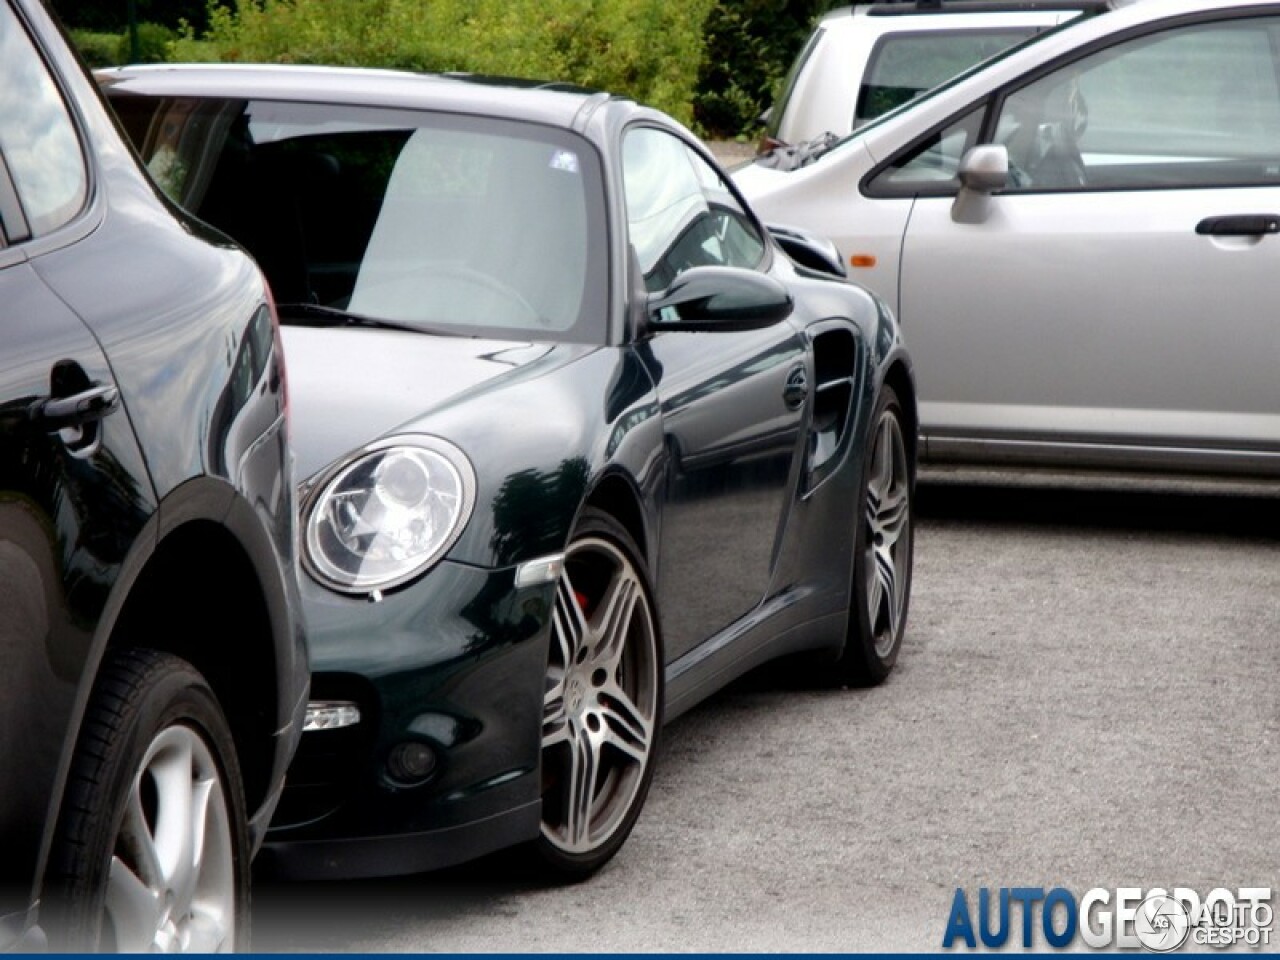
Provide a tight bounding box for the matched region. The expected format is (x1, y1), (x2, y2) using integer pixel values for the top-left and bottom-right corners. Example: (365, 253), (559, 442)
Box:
(952, 144), (1009, 224)
(768, 223), (848, 279)
(647, 266), (793, 333)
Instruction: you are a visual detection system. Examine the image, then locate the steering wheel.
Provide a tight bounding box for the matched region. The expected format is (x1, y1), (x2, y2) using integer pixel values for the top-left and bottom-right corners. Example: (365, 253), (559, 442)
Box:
(354, 264), (548, 327)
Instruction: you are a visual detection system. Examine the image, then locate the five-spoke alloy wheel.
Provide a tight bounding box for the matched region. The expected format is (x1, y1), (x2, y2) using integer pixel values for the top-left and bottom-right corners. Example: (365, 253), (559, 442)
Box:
(538, 508), (662, 878)
(44, 650), (249, 951)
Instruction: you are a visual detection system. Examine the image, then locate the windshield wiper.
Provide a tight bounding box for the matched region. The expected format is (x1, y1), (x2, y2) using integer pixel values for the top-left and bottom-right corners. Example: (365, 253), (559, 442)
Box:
(758, 131), (843, 172)
(275, 302), (451, 336)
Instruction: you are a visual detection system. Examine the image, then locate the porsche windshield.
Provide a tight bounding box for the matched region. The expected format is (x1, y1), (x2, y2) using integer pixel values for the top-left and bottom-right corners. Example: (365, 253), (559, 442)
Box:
(113, 97), (608, 342)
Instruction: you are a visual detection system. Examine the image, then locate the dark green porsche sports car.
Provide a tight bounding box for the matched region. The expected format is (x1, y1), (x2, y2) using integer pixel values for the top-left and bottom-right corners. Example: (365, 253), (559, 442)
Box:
(101, 64), (918, 880)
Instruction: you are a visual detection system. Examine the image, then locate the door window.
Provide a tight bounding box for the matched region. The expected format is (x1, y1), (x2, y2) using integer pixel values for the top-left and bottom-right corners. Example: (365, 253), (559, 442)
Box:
(622, 127), (765, 291)
(868, 105), (985, 192)
(996, 17), (1280, 191)
(0, 1), (86, 239)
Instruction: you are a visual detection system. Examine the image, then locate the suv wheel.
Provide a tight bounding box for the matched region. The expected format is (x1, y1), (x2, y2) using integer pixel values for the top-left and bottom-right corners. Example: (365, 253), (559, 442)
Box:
(43, 650), (249, 952)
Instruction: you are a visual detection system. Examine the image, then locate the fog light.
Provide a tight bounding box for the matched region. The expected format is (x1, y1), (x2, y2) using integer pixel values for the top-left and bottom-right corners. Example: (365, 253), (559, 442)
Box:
(387, 741), (437, 784)
(304, 701), (361, 732)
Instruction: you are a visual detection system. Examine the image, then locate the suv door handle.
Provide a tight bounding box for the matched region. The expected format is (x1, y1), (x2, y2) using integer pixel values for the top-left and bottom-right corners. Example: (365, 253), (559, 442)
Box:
(1195, 214), (1280, 236)
(30, 383), (120, 432)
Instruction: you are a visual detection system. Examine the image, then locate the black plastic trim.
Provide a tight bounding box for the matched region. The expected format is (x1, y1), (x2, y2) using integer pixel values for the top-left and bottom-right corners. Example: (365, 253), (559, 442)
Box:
(260, 799), (542, 880)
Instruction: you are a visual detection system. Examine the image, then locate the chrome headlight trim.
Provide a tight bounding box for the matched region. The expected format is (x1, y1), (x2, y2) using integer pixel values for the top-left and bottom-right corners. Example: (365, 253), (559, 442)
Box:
(302, 435), (477, 595)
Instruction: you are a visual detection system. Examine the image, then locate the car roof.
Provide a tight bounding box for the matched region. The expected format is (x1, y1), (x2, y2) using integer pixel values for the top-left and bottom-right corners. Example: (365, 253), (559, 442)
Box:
(822, 0), (1113, 23)
(97, 63), (616, 131)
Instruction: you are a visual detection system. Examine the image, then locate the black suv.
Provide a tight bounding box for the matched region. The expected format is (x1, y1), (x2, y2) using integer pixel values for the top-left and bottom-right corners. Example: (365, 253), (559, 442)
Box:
(0, 0), (307, 950)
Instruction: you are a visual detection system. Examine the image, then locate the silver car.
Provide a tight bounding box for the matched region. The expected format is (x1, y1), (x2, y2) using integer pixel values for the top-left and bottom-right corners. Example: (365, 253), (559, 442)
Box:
(737, 0), (1280, 482)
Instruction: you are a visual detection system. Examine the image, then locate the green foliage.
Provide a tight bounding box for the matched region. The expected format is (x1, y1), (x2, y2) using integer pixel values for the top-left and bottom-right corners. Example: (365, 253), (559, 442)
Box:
(69, 22), (177, 66)
(171, 0), (716, 125)
(694, 0), (835, 138)
(68, 28), (121, 67)
(118, 22), (179, 64)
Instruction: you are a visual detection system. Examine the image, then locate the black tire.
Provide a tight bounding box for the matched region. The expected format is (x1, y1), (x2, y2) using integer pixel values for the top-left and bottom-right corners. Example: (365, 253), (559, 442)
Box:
(838, 385), (914, 686)
(533, 507), (663, 880)
(43, 649), (250, 952)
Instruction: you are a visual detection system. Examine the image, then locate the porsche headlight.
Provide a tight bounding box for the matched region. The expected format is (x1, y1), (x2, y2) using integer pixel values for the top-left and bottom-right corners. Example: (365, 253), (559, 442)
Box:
(304, 437), (476, 594)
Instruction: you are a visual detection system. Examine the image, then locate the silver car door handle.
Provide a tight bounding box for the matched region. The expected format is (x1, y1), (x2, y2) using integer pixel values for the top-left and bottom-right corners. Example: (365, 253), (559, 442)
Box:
(1195, 214), (1280, 236)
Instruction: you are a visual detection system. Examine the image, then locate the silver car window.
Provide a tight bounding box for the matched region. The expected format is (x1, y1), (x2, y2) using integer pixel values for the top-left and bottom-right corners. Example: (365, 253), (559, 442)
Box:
(869, 105), (985, 190)
(998, 17), (1280, 192)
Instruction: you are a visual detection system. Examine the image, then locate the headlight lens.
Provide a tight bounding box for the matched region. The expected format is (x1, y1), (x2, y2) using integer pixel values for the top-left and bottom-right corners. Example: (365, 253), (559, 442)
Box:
(304, 437), (476, 593)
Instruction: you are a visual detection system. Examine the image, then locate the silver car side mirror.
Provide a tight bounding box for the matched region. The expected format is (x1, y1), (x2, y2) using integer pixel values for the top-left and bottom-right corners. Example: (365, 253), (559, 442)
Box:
(952, 144), (1009, 224)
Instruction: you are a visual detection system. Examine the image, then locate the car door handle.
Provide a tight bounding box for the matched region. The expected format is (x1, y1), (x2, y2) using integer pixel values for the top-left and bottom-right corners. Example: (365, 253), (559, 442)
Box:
(783, 366), (808, 409)
(30, 383), (121, 432)
(1195, 214), (1280, 237)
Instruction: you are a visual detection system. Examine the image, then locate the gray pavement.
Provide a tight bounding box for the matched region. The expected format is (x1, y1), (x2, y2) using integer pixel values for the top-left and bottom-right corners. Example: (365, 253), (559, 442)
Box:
(253, 483), (1280, 952)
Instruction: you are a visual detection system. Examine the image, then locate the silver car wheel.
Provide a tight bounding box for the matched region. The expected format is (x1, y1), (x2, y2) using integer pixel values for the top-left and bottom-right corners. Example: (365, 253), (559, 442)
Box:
(107, 725), (237, 952)
(44, 650), (249, 952)
(541, 533), (659, 858)
(864, 405), (912, 659)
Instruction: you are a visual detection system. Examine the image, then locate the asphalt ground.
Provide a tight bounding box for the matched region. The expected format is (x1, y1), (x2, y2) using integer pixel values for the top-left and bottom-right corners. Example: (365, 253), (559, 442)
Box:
(253, 481), (1280, 953)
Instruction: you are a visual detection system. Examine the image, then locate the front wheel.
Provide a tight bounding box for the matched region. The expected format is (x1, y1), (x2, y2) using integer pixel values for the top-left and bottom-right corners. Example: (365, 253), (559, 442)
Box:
(43, 649), (250, 952)
(838, 385), (914, 686)
(535, 508), (663, 880)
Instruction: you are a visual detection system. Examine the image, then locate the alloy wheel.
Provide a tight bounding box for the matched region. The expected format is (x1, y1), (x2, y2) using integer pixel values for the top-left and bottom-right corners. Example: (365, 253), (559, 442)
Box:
(106, 724), (237, 952)
(863, 407), (912, 659)
(541, 533), (659, 858)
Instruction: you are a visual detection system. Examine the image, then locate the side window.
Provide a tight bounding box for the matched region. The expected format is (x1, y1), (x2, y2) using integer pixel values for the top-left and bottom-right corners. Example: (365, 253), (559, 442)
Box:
(0, 2), (87, 239)
(868, 105), (985, 192)
(856, 29), (1036, 128)
(622, 127), (764, 292)
(996, 17), (1280, 191)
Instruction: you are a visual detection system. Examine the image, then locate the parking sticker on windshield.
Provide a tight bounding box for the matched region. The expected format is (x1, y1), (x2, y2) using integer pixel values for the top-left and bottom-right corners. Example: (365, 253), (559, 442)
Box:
(550, 149), (580, 174)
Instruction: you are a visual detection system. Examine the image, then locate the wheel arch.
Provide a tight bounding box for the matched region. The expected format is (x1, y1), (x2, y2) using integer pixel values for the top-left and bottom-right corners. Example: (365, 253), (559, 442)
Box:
(582, 470), (650, 565)
(33, 475), (300, 922)
(104, 516), (283, 821)
(881, 358), (919, 477)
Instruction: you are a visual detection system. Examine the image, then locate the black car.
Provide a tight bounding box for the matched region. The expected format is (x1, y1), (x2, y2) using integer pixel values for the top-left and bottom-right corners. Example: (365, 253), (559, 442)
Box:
(102, 64), (917, 880)
(1, 5), (307, 951)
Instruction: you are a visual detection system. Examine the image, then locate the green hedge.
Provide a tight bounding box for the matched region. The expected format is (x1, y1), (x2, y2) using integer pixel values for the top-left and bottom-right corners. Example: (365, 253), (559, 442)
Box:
(64, 0), (829, 136)
(68, 28), (120, 67)
(168, 0), (716, 127)
(695, 0), (835, 138)
(69, 22), (176, 66)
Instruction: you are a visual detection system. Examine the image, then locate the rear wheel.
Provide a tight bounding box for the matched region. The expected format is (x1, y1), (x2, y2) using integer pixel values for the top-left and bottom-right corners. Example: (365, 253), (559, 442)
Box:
(535, 508), (662, 880)
(838, 385), (913, 685)
(44, 650), (249, 952)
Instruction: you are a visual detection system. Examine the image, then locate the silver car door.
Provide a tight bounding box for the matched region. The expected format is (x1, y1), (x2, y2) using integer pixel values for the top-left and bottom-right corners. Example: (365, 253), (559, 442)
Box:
(897, 13), (1280, 473)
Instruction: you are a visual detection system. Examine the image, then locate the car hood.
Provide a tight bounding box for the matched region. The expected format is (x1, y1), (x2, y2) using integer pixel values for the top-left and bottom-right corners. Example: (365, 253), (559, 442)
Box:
(733, 139), (877, 225)
(281, 325), (591, 482)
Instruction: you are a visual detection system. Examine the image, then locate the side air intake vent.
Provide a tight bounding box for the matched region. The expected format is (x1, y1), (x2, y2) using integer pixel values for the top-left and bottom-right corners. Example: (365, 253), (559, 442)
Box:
(806, 328), (859, 491)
